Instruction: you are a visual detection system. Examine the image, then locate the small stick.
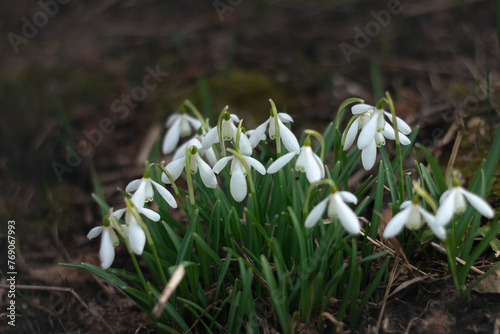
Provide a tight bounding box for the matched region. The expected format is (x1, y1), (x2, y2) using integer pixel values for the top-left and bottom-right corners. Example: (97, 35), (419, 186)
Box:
(152, 264), (186, 318)
(431, 242), (485, 275)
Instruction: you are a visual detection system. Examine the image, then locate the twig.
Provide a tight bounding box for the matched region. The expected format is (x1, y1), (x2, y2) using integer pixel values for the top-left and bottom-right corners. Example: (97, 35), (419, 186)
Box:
(359, 229), (428, 276)
(430, 242), (485, 275)
(152, 264), (186, 318)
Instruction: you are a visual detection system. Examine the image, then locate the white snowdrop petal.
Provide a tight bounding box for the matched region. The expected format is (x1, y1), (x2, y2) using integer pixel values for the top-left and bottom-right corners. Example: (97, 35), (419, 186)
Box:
(357, 111), (378, 150)
(428, 222), (447, 240)
(244, 156), (267, 175)
(131, 181), (147, 206)
(277, 112), (294, 123)
(351, 104), (374, 115)
(166, 114), (179, 128)
(238, 133), (253, 156)
(418, 207), (435, 225)
(383, 207), (411, 238)
(163, 158), (186, 183)
(460, 188), (495, 218)
(305, 198), (329, 228)
(127, 222), (146, 255)
(202, 127), (218, 149)
(151, 180), (177, 208)
(338, 191), (358, 204)
(267, 151), (297, 174)
(213, 156), (233, 174)
(400, 200), (412, 209)
(100, 228), (115, 269)
(204, 147), (218, 166)
(343, 117), (360, 151)
(186, 116), (202, 131)
(434, 192), (456, 226)
(383, 111), (412, 135)
(125, 179), (142, 193)
(249, 120), (270, 147)
(230, 168), (248, 202)
(113, 208), (126, 220)
(87, 226), (103, 239)
(398, 132), (411, 145)
(382, 123), (396, 140)
(197, 156), (218, 188)
(334, 194), (360, 234)
(162, 118), (182, 154)
(140, 207), (161, 221)
(230, 114), (240, 123)
(278, 119), (300, 152)
(361, 140), (377, 170)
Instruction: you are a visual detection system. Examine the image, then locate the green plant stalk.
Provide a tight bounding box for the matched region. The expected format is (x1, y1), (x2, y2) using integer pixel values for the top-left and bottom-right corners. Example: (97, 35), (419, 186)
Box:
(269, 99), (282, 157)
(126, 199), (168, 286)
(444, 220), (462, 297)
(384, 92), (405, 201)
(184, 146), (196, 207)
(184, 99), (209, 132)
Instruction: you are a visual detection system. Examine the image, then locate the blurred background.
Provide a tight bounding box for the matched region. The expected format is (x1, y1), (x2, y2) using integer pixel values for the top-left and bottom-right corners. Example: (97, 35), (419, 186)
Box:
(0, 0), (499, 332)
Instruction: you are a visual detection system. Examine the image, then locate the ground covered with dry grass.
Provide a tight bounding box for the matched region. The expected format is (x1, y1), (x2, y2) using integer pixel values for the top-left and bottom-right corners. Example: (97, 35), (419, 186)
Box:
(1, 0), (500, 333)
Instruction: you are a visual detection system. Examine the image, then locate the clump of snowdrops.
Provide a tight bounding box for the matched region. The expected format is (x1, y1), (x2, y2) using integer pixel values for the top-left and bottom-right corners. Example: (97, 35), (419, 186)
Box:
(65, 93), (499, 333)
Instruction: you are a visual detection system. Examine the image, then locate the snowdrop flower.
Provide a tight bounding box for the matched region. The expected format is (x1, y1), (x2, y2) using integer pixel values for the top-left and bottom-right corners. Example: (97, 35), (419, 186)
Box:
(213, 144), (266, 202)
(248, 100), (300, 153)
(305, 186), (360, 234)
(162, 138), (217, 188)
(114, 200), (160, 255)
(383, 199), (446, 240)
(343, 103), (412, 170)
(87, 216), (119, 269)
(435, 182), (495, 227)
(202, 109), (240, 149)
(163, 110), (202, 154)
(267, 137), (324, 183)
(175, 127), (218, 166)
(125, 169), (177, 208)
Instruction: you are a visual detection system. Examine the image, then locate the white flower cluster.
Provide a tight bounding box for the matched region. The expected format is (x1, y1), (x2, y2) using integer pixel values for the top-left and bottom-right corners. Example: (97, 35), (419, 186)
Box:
(86, 99), (496, 269)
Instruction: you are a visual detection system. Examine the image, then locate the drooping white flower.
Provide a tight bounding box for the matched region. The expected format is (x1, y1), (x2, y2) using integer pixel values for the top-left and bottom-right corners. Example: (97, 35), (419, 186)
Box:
(125, 170), (177, 208)
(267, 144), (324, 183)
(114, 201), (160, 255)
(343, 103), (412, 170)
(383, 200), (446, 240)
(162, 111), (202, 154)
(162, 138), (217, 188)
(87, 216), (119, 269)
(434, 185), (495, 227)
(249, 112), (300, 153)
(175, 127), (218, 166)
(202, 110), (240, 149)
(305, 190), (360, 234)
(213, 148), (266, 202)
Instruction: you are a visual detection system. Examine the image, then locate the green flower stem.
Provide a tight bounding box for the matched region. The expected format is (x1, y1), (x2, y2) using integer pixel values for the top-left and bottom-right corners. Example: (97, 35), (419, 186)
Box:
(444, 220), (462, 297)
(413, 182), (438, 212)
(304, 129), (325, 162)
(217, 106), (229, 157)
(184, 99), (210, 132)
(384, 92), (405, 201)
(333, 97), (364, 130)
(125, 199), (168, 286)
(109, 208), (151, 299)
(269, 99), (281, 157)
(185, 146), (196, 207)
